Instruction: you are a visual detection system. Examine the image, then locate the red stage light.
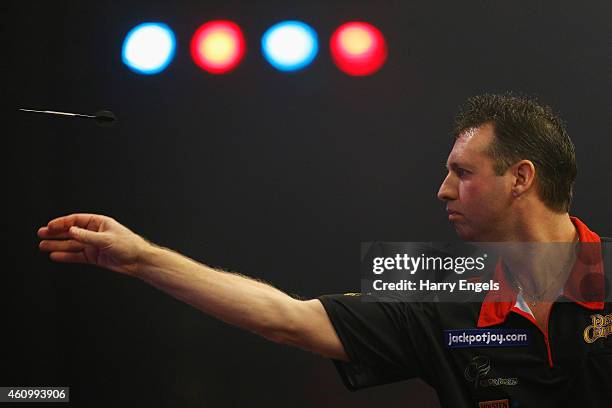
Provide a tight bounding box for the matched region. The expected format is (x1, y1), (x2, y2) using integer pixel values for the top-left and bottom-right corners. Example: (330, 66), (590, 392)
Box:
(190, 21), (246, 74)
(330, 22), (387, 76)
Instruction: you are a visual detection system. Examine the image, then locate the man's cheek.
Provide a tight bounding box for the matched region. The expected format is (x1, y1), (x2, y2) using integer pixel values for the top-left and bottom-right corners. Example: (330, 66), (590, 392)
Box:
(459, 184), (480, 208)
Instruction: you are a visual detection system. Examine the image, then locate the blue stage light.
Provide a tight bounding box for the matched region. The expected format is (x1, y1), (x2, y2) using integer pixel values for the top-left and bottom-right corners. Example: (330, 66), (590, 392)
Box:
(261, 21), (318, 72)
(122, 23), (176, 74)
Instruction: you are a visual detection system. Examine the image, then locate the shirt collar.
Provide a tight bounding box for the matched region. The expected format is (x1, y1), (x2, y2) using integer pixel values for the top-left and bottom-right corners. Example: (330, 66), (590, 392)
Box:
(477, 216), (604, 328)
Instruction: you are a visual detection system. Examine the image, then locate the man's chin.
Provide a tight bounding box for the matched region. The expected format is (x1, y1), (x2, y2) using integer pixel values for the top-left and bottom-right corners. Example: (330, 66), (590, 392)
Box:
(453, 223), (478, 241)
(454, 223), (498, 242)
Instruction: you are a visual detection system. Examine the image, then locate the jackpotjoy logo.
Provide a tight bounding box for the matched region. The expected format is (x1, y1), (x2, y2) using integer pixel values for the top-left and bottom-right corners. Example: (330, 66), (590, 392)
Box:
(445, 329), (530, 348)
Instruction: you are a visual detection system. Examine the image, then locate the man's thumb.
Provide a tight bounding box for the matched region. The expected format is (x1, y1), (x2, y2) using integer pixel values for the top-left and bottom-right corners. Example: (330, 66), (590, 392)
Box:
(69, 226), (107, 246)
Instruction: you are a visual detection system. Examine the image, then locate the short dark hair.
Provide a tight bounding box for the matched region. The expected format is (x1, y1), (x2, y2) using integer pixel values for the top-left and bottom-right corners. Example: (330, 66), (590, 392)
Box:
(452, 93), (577, 213)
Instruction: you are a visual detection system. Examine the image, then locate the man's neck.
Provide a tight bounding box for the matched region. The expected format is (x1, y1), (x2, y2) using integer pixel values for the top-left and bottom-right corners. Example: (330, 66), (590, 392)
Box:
(503, 211), (578, 300)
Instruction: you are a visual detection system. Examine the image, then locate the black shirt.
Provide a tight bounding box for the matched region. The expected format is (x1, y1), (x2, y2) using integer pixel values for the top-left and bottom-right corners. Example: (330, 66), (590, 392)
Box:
(319, 217), (611, 408)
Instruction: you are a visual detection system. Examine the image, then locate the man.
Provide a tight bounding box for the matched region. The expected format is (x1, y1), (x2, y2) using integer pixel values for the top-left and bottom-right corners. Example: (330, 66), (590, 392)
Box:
(37, 94), (610, 407)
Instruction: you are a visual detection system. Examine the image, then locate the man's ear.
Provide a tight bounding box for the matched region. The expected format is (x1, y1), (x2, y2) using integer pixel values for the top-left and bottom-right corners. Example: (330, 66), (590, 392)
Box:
(511, 160), (536, 197)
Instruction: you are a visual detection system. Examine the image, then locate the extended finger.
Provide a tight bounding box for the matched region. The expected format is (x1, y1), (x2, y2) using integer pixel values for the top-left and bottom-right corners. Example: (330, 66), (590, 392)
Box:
(49, 251), (88, 264)
(39, 239), (85, 252)
(38, 226), (72, 239)
(47, 214), (103, 232)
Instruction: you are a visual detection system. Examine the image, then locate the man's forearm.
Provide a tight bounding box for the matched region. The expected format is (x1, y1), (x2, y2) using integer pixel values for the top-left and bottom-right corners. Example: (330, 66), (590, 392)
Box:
(135, 244), (301, 343)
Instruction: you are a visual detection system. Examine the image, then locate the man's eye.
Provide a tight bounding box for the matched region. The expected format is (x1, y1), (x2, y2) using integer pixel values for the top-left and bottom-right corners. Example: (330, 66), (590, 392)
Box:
(456, 168), (467, 177)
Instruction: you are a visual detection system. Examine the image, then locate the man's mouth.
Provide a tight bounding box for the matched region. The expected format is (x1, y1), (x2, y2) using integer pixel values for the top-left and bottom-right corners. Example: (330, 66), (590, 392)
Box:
(447, 209), (462, 220)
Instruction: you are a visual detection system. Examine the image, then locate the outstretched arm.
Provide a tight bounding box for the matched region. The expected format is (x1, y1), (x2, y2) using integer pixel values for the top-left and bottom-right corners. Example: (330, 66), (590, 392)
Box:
(38, 214), (348, 361)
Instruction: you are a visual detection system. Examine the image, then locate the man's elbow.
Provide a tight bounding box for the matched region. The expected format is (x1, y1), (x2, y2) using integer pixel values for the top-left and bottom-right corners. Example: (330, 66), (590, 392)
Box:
(256, 299), (350, 362)
(253, 299), (304, 346)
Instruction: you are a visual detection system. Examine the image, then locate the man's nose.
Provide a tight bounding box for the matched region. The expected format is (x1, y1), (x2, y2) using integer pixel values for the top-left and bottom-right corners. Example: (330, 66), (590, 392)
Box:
(437, 173), (457, 202)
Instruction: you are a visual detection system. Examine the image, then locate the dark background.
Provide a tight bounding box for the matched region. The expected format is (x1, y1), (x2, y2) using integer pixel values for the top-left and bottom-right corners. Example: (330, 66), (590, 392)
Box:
(5, 0), (612, 407)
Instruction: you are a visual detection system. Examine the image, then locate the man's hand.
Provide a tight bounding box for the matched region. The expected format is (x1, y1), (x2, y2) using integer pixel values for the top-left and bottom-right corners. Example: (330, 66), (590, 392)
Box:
(38, 214), (150, 276)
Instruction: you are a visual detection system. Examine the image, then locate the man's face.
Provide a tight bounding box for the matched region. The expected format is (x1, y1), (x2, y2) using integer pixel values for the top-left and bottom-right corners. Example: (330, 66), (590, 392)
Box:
(437, 123), (515, 241)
